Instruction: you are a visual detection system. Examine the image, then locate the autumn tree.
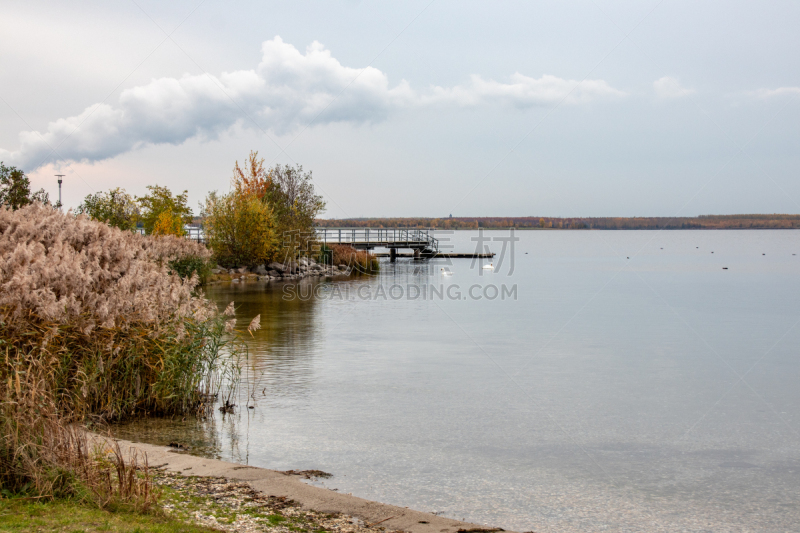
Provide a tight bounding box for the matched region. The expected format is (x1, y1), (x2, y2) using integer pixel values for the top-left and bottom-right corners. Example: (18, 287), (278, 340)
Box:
(136, 185), (192, 235)
(231, 151), (326, 255)
(203, 190), (277, 268)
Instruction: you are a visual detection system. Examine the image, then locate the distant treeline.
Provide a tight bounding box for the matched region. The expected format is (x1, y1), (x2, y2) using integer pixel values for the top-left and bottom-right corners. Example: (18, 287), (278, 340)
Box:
(315, 214), (800, 230)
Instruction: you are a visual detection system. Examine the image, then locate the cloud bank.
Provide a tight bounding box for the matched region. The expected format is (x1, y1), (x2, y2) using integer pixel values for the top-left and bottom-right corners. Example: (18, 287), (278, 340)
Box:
(752, 86), (800, 98)
(653, 76), (695, 99)
(1, 37), (626, 169)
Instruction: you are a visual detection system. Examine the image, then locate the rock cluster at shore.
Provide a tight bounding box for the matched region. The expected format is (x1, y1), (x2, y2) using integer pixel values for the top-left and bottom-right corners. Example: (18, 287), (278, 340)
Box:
(206, 257), (353, 284)
(156, 470), (379, 533)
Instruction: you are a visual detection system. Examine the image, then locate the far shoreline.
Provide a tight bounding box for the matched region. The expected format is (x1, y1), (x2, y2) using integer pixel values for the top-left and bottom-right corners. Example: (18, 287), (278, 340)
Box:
(314, 214), (800, 231)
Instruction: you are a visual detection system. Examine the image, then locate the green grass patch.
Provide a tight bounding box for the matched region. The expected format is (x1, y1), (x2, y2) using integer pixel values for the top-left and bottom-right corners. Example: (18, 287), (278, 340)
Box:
(0, 497), (221, 533)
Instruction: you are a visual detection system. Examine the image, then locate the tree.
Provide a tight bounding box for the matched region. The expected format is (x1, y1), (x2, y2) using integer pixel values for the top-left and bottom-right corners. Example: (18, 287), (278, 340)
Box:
(230, 152), (326, 256)
(151, 210), (186, 236)
(0, 163), (31, 210)
(136, 185), (192, 235)
(233, 151), (270, 200)
(266, 163), (326, 252)
(75, 187), (139, 231)
(0, 163), (52, 210)
(203, 190), (278, 268)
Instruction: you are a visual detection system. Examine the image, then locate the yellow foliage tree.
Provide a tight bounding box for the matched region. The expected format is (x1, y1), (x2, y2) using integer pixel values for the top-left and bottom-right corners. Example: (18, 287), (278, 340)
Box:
(203, 190), (277, 268)
(151, 210), (186, 236)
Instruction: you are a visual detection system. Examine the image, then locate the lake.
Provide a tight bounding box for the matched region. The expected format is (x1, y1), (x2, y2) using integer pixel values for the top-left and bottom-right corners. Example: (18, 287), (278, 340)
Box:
(114, 230), (800, 532)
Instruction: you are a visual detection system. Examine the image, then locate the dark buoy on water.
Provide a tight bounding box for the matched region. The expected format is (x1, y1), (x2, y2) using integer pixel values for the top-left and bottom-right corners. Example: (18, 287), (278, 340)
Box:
(723, 267), (728, 270)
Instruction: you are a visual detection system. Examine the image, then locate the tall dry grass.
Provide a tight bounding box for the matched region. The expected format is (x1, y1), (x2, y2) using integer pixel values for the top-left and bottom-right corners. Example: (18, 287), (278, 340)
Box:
(326, 244), (379, 274)
(0, 203), (243, 499)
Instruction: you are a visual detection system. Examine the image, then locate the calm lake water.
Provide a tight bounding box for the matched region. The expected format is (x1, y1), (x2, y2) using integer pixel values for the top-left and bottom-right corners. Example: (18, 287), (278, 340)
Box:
(115, 230), (800, 532)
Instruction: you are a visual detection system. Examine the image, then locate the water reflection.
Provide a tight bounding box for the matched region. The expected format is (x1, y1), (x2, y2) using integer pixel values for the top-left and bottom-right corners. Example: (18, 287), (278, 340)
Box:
(203, 279), (325, 402)
(111, 413), (246, 463)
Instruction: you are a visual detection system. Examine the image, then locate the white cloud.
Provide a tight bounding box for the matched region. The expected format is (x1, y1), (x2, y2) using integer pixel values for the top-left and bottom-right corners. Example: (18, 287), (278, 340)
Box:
(1, 37), (625, 170)
(751, 86), (800, 98)
(653, 76), (695, 99)
(424, 73), (626, 107)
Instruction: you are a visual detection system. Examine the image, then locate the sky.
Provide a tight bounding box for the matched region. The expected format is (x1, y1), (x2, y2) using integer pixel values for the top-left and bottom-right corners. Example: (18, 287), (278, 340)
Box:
(1, 0), (799, 218)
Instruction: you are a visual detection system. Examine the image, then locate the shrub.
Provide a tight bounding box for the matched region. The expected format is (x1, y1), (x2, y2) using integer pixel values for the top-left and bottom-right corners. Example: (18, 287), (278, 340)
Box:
(168, 255), (212, 282)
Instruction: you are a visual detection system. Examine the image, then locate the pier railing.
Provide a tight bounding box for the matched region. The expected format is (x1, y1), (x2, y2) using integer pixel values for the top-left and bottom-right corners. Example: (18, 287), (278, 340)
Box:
(315, 227), (438, 252)
(179, 226), (440, 253)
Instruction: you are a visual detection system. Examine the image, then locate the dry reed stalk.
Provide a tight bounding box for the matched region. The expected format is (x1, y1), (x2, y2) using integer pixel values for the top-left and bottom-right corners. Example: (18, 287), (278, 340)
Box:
(328, 244), (379, 273)
(0, 203), (243, 499)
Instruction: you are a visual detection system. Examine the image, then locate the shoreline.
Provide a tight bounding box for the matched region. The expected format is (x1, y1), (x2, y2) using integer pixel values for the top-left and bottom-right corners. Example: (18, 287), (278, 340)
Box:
(111, 436), (512, 533)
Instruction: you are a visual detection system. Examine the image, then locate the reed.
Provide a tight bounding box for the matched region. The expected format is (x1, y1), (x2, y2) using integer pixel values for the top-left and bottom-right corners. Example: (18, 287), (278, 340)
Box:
(0, 203), (245, 500)
(325, 244), (379, 274)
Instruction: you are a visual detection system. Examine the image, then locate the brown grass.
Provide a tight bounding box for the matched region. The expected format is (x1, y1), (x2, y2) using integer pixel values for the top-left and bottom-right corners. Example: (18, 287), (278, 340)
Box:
(328, 244), (379, 274)
(0, 203), (242, 501)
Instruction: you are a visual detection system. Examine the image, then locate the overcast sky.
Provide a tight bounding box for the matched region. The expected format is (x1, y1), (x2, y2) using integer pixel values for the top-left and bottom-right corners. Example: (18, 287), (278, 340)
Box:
(1, 0), (799, 218)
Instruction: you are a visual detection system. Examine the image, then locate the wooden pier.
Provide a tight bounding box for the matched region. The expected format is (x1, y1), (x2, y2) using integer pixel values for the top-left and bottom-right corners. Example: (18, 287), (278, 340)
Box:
(315, 228), (493, 260)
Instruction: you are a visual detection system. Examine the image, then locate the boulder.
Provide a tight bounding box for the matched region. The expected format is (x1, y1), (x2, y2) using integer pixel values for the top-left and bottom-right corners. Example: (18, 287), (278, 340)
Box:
(268, 262), (286, 273)
(254, 264), (268, 276)
(299, 258), (308, 267)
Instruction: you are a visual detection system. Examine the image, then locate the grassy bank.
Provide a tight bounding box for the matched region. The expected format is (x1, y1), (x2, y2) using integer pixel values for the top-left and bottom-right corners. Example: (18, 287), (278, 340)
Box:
(0, 467), (377, 533)
(0, 498), (218, 533)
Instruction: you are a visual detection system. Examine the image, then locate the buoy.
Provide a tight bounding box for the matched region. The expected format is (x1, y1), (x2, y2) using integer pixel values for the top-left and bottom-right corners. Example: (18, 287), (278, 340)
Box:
(723, 267), (728, 270)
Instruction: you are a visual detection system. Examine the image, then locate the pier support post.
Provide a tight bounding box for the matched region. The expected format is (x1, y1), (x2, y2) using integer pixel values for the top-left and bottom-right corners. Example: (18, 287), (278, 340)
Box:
(413, 248), (421, 259)
(390, 248), (397, 262)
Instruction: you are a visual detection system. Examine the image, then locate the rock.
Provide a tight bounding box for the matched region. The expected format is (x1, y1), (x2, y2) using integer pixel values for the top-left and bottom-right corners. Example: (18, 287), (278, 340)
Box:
(268, 262), (286, 273)
(254, 264), (268, 275)
(237, 266), (249, 274)
(299, 258), (308, 267)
